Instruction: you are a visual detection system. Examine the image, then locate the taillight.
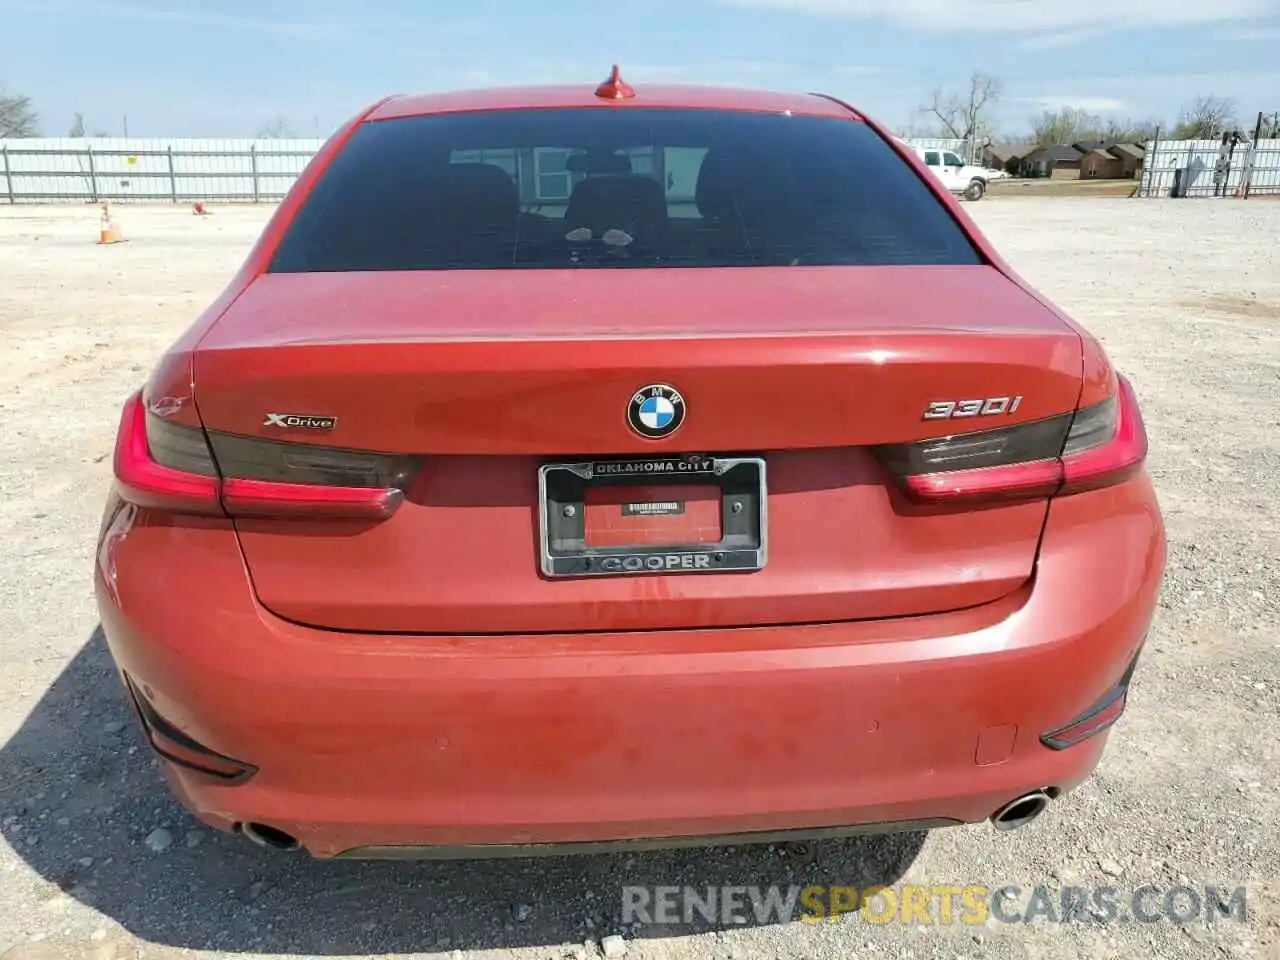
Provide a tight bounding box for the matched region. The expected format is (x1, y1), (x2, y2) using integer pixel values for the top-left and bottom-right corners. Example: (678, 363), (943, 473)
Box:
(114, 395), (222, 515)
(875, 375), (1147, 504)
(207, 431), (415, 519)
(112, 390), (415, 520)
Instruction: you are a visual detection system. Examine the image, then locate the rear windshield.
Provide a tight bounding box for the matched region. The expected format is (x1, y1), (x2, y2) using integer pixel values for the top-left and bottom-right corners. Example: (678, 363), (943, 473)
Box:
(268, 107), (981, 272)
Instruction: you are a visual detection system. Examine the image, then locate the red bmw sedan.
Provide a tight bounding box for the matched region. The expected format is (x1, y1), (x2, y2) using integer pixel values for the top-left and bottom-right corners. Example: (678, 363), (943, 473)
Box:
(93, 70), (1166, 859)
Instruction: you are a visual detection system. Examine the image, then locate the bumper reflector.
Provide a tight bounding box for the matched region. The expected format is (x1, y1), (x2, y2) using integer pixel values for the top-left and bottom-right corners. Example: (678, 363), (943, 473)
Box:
(123, 676), (257, 783)
(1040, 655), (1140, 750)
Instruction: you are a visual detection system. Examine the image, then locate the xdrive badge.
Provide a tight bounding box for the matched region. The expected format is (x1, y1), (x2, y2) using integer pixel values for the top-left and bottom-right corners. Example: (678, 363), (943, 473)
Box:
(262, 413), (338, 431)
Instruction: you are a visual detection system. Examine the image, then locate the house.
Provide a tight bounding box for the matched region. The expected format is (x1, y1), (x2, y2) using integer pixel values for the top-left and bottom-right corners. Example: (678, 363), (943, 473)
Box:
(1017, 145), (1085, 179)
(981, 143), (1024, 173)
(1106, 143), (1145, 179)
(1072, 140), (1110, 154)
(1074, 142), (1147, 180)
(1080, 148), (1124, 179)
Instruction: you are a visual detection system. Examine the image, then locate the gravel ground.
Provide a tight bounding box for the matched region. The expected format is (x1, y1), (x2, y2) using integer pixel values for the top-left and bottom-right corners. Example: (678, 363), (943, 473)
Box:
(0, 199), (1277, 960)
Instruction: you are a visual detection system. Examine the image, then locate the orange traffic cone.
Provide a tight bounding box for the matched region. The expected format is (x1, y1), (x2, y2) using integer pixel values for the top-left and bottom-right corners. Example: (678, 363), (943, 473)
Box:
(98, 202), (124, 244)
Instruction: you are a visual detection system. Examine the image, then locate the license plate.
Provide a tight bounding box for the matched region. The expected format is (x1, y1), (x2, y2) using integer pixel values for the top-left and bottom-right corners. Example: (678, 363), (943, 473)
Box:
(538, 455), (767, 578)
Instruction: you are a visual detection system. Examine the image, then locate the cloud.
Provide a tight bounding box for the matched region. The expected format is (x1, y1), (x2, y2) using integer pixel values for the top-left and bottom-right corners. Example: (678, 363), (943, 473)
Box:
(513, 59), (889, 87)
(626, 64), (697, 80)
(831, 64), (889, 76)
(22, 0), (346, 41)
(458, 69), (497, 86)
(1061, 68), (1280, 98)
(1017, 28), (1103, 48)
(625, 60), (783, 80)
(1026, 96), (1130, 112)
(1218, 25), (1280, 38)
(715, 0), (1279, 33)
(1001, 70), (1280, 127)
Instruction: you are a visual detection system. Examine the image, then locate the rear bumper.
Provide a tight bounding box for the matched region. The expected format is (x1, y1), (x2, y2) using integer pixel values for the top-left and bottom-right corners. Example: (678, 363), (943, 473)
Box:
(94, 475), (1165, 858)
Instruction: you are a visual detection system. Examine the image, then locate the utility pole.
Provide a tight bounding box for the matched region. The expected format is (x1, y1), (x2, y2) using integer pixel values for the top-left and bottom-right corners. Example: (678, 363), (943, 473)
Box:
(122, 114), (129, 137)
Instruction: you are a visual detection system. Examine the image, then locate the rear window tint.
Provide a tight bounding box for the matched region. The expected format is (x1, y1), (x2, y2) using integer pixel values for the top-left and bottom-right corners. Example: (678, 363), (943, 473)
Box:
(268, 108), (981, 272)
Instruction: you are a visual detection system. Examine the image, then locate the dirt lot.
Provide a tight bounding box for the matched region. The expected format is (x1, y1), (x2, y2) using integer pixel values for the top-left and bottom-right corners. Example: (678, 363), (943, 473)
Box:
(1, 199), (1278, 960)
(987, 178), (1141, 199)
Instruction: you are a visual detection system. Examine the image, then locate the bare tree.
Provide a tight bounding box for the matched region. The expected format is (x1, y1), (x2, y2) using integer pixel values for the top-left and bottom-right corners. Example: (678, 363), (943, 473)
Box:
(256, 116), (294, 139)
(896, 118), (946, 138)
(1030, 107), (1163, 146)
(922, 73), (1002, 143)
(1031, 107), (1101, 146)
(1102, 117), (1161, 144)
(1172, 96), (1237, 139)
(0, 86), (39, 137)
(68, 112), (109, 137)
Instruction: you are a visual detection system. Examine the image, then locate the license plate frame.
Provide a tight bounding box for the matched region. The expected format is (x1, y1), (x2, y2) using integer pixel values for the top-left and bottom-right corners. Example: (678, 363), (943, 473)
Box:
(537, 455), (768, 578)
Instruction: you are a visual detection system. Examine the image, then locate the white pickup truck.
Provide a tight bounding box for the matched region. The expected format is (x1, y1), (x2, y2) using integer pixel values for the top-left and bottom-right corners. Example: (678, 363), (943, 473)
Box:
(906, 145), (991, 201)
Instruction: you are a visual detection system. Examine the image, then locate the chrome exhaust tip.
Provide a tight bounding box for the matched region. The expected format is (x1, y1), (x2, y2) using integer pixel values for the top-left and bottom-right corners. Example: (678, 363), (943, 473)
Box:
(991, 791), (1051, 831)
(240, 821), (300, 851)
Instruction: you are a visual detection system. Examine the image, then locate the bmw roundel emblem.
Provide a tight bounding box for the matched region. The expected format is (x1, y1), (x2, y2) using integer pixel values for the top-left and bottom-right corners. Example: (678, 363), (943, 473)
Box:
(628, 384), (686, 439)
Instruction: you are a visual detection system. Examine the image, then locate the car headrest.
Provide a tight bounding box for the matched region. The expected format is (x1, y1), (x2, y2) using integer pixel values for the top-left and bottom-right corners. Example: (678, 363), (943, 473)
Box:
(564, 174), (668, 244)
(430, 162), (520, 225)
(695, 150), (737, 222)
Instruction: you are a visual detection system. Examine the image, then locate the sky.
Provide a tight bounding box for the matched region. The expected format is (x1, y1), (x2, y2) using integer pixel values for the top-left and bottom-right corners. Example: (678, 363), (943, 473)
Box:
(1, 0), (1279, 139)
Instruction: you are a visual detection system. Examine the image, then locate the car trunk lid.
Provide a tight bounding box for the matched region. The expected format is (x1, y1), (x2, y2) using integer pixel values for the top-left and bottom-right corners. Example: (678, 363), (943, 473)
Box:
(194, 266), (1082, 633)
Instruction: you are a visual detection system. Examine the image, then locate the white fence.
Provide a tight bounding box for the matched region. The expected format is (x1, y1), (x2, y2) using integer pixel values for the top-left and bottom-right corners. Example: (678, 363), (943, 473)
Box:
(899, 137), (973, 157)
(0, 135), (980, 204)
(0, 137), (327, 203)
(13, 135), (1276, 203)
(1137, 137), (1280, 198)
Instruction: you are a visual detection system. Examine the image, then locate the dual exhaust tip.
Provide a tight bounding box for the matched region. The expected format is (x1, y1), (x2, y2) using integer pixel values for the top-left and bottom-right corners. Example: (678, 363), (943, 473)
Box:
(239, 821), (300, 851)
(990, 790), (1052, 831)
(237, 792), (1052, 853)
